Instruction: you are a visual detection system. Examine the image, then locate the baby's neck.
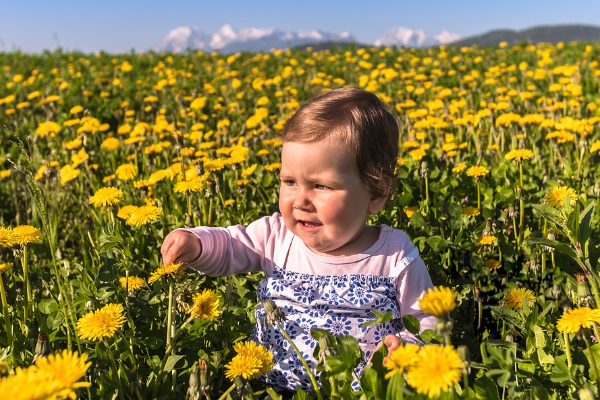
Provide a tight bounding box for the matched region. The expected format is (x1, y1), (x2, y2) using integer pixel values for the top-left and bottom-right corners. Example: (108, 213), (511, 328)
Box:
(307, 225), (380, 257)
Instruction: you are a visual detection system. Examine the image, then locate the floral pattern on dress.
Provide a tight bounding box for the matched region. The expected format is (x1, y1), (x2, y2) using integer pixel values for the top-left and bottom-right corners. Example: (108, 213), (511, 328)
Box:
(254, 267), (401, 391)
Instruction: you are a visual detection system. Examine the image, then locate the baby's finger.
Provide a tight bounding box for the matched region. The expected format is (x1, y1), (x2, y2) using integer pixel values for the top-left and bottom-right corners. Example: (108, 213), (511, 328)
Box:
(368, 341), (383, 362)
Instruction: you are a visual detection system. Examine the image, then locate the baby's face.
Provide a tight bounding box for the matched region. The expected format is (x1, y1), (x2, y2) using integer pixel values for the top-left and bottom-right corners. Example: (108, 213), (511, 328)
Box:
(278, 139), (382, 257)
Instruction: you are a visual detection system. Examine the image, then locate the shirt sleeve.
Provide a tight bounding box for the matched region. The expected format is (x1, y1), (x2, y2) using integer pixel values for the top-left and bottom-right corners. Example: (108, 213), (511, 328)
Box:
(178, 214), (283, 277)
(392, 235), (436, 344)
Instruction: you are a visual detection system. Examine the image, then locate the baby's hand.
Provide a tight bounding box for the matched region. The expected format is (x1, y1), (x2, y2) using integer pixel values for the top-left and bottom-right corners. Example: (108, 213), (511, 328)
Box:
(161, 230), (202, 266)
(372, 334), (402, 363)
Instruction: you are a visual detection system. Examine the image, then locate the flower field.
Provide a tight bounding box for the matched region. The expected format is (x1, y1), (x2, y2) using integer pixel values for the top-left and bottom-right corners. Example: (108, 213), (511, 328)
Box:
(0, 41), (600, 399)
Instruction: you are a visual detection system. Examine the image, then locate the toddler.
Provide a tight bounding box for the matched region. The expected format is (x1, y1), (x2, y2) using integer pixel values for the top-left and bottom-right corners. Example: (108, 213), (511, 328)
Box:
(161, 87), (435, 391)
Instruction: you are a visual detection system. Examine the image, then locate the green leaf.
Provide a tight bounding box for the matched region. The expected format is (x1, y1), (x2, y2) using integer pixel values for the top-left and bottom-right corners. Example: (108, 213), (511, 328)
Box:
(531, 204), (571, 236)
(489, 306), (524, 329)
(410, 212), (426, 228)
(526, 238), (579, 261)
(266, 388), (283, 400)
(530, 378), (550, 400)
(516, 362), (535, 378)
(38, 298), (58, 314)
(402, 315), (421, 335)
(578, 201), (595, 249)
(162, 355), (184, 374)
(426, 235), (446, 253)
(292, 389), (310, 400)
(385, 373), (406, 400)
(473, 376), (499, 400)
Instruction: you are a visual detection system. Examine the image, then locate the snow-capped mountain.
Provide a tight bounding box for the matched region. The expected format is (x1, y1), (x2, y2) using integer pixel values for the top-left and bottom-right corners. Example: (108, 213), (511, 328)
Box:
(374, 27), (460, 47)
(153, 24), (354, 53)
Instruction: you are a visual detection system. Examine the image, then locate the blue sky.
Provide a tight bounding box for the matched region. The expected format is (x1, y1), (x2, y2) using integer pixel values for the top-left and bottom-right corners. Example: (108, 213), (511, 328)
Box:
(2, 0), (600, 53)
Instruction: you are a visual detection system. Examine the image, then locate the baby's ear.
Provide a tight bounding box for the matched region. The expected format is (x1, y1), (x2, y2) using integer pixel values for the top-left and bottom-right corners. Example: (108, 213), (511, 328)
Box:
(368, 176), (392, 214)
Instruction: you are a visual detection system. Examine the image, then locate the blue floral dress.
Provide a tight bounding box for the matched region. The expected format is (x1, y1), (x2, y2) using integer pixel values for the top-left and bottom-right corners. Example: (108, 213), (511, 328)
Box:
(252, 233), (404, 391)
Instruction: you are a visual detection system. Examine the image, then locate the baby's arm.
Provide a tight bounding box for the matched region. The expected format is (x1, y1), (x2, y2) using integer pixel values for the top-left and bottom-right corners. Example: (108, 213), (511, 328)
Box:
(161, 230), (202, 266)
(396, 255), (436, 344)
(161, 214), (283, 276)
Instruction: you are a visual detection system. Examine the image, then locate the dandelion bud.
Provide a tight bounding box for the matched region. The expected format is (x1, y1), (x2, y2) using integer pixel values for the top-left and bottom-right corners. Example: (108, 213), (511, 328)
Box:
(32, 333), (53, 364)
(185, 214), (192, 229)
(457, 345), (470, 373)
(529, 257), (540, 274)
(175, 286), (194, 313)
(420, 161), (429, 179)
(508, 205), (517, 219)
(185, 362), (200, 400)
(515, 185), (523, 200)
(198, 358), (210, 393)
(317, 334), (336, 368)
(263, 299), (286, 327)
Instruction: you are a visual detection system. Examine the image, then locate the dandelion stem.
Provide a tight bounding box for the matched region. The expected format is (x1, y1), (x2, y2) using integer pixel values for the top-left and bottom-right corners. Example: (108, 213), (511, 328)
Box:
(152, 315), (194, 398)
(541, 220), (547, 275)
(584, 333), (600, 389)
(0, 274), (12, 348)
(105, 339), (126, 400)
(518, 164), (524, 252)
(22, 245), (31, 321)
(216, 383), (236, 400)
(563, 331), (572, 369)
(167, 282), (174, 347)
(277, 320), (323, 400)
(424, 176), (430, 215)
(476, 182), (481, 210)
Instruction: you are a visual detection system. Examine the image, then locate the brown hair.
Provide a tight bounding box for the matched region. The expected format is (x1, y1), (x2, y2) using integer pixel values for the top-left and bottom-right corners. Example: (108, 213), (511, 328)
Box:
(282, 87), (399, 200)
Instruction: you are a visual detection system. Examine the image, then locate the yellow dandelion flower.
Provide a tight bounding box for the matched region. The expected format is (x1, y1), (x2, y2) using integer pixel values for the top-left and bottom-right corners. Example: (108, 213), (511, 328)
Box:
(466, 166), (489, 177)
(101, 137), (120, 151)
(478, 236), (497, 246)
(404, 206), (418, 218)
(505, 149), (535, 162)
(77, 303), (126, 341)
(0, 227), (19, 248)
(60, 164), (81, 185)
(225, 341), (273, 381)
(117, 205), (138, 220)
(0, 170), (10, 179)
(405, 345), (464, 398)
(484, 259), (502, 270)
(384, 343), (420, 378)
(69, 105), (83, 114)
(556, 307), (600, 334)
(126, 205), (161, 227)
(115, 163), (138, 181)
(148, 262), (184, 284)
(13, 225), (43, 246)
(224, 355), (263, 381)
(241, 164), (257, 177)
(264, 162), (281, 171)
(0, 350), (91, 400)
(503, 288), (536, 310)
(462, 206), (480, 217)
(591, 140), (600, 153)
(89, 187), (124, 208)
(119, 276), (145, 291)
(419, 286), (456, 319)
(544, 186), (578, 208)
(452, 162), (466, 174)
(188, 289), (222, 321)
(224, 199), (235, 206)
(0, 263), (14, 274)
(174, 178), (204, 194)
(409, 148), (426, 161)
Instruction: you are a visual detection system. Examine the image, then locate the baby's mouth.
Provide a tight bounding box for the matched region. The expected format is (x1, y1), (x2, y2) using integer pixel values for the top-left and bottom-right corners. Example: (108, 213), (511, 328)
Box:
(299, 220), (322, 228)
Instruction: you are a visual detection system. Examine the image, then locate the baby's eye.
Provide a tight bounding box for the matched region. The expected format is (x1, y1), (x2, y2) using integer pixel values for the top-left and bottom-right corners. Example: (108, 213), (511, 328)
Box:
(315, 184), (329, 190)
(282, 180), (297, 186)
